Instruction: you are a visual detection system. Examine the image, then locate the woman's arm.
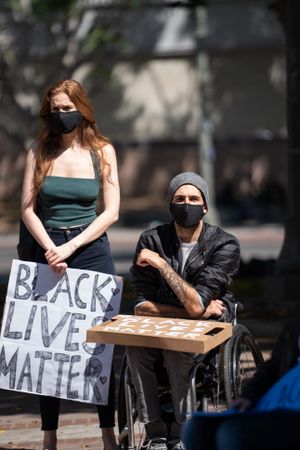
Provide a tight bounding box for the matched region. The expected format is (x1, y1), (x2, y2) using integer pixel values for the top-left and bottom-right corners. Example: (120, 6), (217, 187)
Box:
(21, 146), (67, 272)
(21, 145), (55, 251)
(45, 144), (120, 265)
(71, 143), (120, 246)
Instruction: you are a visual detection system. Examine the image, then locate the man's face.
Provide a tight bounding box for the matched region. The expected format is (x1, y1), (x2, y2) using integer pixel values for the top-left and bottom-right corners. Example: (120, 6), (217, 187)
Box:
(172, 184), (207, 213)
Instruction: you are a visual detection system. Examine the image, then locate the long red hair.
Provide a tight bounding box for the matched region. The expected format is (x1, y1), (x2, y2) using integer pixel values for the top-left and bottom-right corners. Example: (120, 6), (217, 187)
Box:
(34, 79), (110, 194)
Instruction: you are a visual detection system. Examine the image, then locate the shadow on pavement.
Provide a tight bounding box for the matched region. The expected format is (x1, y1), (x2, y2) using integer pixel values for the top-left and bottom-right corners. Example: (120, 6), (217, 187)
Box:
(0, 388), (99, 416)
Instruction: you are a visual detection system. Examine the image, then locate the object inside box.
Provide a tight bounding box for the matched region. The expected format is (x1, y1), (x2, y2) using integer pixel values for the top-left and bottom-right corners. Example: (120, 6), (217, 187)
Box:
(204, 327), (223, 337)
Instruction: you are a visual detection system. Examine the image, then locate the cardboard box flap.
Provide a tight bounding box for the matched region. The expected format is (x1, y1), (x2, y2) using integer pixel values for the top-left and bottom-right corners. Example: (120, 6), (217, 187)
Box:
(87, 314), (232, 353)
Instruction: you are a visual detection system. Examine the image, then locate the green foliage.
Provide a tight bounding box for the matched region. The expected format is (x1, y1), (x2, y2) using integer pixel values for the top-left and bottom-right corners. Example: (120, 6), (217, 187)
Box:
(0, 0), (130, 220)
(127, 0), (142, 8)
(31, 0), (76, 17)
(84, 27), (120, 52)
(6, 0), (76, 16)
(6, 0), (21, 11)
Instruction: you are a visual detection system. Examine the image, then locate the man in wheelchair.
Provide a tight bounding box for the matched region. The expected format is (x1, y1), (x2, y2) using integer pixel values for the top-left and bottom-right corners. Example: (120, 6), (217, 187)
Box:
(126, 172), (240, 450)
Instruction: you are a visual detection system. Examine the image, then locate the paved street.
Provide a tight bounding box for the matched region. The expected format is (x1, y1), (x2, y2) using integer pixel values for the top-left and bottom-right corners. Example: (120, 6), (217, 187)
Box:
(0, 224), (284, 280)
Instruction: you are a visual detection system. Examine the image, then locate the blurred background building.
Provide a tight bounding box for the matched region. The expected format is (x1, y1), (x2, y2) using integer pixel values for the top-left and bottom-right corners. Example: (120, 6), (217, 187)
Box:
(0, 0), (286, 230)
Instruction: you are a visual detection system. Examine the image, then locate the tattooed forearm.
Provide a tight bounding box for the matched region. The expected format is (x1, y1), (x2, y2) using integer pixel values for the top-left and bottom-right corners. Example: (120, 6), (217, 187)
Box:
(160, 261), (194, 308)
(136, 304), (190, 319)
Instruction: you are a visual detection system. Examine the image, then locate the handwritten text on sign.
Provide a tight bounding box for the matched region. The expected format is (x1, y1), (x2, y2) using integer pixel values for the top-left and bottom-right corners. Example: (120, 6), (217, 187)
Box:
(87, 315), (232, 353)
(0, 259), (122, 404)
(102, 315), (213, 338)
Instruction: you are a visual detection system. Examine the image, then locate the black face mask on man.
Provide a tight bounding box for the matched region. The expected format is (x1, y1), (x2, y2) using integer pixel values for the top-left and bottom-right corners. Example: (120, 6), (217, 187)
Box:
(48, 110), (83, 134)
(170, 203), (205, 228)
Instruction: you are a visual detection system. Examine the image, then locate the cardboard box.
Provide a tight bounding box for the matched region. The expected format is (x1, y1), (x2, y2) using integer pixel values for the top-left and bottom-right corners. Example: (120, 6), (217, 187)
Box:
(86, 314), (232, 353)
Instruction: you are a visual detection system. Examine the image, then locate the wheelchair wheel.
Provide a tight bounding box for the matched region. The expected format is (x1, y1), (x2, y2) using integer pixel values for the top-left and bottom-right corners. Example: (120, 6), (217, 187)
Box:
(221, 324), (264, 405)
(191, 348), (228, 413)
(118, 355), (128, 447)
(118, 355), (146, 450)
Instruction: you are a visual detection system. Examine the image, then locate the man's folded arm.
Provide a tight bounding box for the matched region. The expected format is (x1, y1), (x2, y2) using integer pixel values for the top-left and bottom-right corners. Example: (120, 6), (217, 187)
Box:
(134, 300), (191, 319)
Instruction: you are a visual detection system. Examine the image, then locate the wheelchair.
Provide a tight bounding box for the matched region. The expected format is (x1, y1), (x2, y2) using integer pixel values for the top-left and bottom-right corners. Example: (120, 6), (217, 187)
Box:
(117, 320), (264, 450)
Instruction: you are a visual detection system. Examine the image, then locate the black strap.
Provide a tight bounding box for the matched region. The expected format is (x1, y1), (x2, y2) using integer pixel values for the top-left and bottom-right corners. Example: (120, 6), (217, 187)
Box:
(90, 150), (100, 180)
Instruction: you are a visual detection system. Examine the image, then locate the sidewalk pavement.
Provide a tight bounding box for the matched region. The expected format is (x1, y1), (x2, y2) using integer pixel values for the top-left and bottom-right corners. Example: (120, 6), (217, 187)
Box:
(1, 392), (104, 450)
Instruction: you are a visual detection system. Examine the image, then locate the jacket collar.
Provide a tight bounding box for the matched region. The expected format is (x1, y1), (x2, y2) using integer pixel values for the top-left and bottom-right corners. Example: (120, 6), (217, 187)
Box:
(171, 220), (209, 247)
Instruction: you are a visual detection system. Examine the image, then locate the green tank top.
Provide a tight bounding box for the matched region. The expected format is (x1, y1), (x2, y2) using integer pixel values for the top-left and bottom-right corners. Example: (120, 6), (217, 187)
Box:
(39, 152), (100, 228)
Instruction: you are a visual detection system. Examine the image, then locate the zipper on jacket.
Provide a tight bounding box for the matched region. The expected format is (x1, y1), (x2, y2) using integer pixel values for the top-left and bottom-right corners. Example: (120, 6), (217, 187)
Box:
(184, 246), (206, 274)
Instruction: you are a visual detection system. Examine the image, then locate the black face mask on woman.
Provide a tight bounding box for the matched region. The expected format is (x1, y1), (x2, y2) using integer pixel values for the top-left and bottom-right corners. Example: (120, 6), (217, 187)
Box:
(169, 203), (205, 228)
(48, 110), (83, 134)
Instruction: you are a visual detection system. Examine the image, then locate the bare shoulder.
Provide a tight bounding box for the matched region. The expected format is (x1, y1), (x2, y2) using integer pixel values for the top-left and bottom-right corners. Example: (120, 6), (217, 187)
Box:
(27, 139), (40, 156)
(98, 143), (116, 161)
(26, 140), (40, 163)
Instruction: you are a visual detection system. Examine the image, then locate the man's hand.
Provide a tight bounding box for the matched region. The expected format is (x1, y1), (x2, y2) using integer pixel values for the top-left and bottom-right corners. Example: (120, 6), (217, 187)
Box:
(136, 248), (164, 270)
(201, 299), (225, 319)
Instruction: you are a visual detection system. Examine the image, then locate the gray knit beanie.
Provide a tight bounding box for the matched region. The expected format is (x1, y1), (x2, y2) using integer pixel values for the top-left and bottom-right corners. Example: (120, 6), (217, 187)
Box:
(167, 172), (209, 208)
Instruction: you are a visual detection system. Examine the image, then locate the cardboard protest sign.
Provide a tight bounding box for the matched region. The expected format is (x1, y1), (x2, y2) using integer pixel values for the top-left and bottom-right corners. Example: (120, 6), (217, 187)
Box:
(87, 314), (232, 353)
(0, 259), (123, 405)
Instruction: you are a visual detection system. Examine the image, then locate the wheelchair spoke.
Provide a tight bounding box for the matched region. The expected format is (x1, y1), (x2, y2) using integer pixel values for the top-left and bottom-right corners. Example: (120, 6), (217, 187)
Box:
(222, 324), (264, 404)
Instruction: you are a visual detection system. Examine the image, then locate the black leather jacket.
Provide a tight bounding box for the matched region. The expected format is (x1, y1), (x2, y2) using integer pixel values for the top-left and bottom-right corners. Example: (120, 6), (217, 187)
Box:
(130, 222), (240, 322)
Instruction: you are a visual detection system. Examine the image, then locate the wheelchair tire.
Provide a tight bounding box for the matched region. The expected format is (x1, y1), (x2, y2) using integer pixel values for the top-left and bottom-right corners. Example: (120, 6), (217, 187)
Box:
(118, 355), (128, 436)
(118, 355), (137, 449)
(196, 349), (228, 413)
(221, 324), (264, 405)
(118, 355), (138, 450)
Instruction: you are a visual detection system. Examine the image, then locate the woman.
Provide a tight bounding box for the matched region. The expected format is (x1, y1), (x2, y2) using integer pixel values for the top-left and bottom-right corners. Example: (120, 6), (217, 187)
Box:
(21, 79), (120, 450)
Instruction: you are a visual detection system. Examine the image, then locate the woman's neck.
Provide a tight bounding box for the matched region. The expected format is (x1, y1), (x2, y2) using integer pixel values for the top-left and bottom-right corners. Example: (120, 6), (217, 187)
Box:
(60, 129), (79, 150)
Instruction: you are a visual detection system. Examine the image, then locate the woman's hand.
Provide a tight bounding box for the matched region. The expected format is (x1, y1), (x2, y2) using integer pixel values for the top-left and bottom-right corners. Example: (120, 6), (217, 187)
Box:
(50, 261), (68, 274)
(45, 241), (76, 267)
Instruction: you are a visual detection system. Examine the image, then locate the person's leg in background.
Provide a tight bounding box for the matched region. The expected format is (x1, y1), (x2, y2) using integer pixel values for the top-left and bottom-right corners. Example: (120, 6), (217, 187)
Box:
(216, 410), (300, 450)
